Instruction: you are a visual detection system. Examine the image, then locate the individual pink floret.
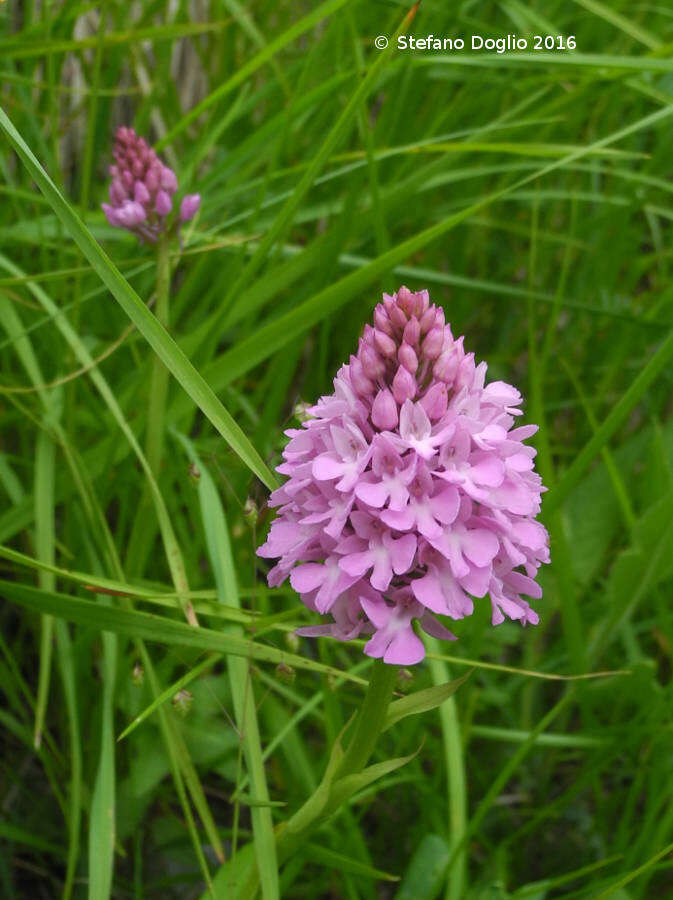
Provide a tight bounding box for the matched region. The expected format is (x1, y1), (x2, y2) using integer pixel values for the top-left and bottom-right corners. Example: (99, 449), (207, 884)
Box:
(258, 287), (550, 665)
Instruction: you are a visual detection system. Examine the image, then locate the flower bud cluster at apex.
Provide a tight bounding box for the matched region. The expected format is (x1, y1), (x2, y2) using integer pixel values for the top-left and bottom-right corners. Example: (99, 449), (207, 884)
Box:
(102, 126), (200, 242)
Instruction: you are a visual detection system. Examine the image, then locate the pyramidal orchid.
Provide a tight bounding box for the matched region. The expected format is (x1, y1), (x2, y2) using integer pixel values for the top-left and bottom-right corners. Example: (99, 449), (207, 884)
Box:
(258, 287), (550, 665)
(102, 126), (200, 243)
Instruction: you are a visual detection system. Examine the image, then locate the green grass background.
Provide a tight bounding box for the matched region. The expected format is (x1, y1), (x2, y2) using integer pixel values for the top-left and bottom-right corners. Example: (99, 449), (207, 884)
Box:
(2, 0), (673, 897)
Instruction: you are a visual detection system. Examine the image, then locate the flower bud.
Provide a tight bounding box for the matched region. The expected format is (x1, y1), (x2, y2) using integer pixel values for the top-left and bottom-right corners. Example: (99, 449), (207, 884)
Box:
(419, 307), (436, 334)
(415, 289), (430, 316)
(374, 306), (393, 335)
(360, 345), (385, 379)
(433, 349), (457, 383)
(455, 353), (476, 392)
(172, 689), (193, 716)
(145, 167), (159, 193)
(403, 317), (420, 346)
(390, 304), (408, 329)
(160, 165), (178, 193)
(373, 329), (397, 358)
(284, 631), (300, 653)
(134, 180), (150, 204)
(180, 193), (201, 223)
(110, 179), (126, 204)
(132, 662), (144, 686)
(397, 285), (414, 314)
(349, 356), (374, 396)
(243, 496), (259, 528)
(371, 388), (398, 429)
(397, 667), (415, 691)
(420, 382), (448, 420)
(422, 327), (444, 361)
(398, 342), (419, 374)
(102, 204), (120, 227)
(155, 190), (172, 216)
(275, 662), (296, 685)
(392, 364), (417, 403)
(117, 201), (146, 227)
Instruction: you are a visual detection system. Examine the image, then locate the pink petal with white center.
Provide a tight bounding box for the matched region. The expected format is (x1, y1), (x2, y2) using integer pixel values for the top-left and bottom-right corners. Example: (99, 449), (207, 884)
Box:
(370, 547), (394, 591)
(338, 551), (373, 580)
(469, 455), (506, 487)
(290, 564), (325, 593)
(411, 570), (449, 615)
(491, 480), (539, 516)
(354, 480), (390, 508)
(359, 595), (393, 629)
(429, 486), (461, 525)
(258, 520), (306, 558)
(505, 571), (543, 599)
(312, 454), (345, 481)
(458, 564), (491, 598)
(461, 528), (500, 568)
(482, 381), (522, 408)
(412, 565), (473, 618)
(383, 629), (425, 665)
(380, 506), (415, 532)
(386, 532), (417, 575)
(472, 423), (507, 449)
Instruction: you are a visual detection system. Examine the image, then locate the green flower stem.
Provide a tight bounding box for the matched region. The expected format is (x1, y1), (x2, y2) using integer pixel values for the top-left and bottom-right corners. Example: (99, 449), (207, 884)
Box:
(275, 659), (398, 860)
(334, 658), (398, 778)
(145, 236), (171, 476)
(216, 662), (399, 897)
(125, 236), (187, 594)
(427, 642), (467, 900)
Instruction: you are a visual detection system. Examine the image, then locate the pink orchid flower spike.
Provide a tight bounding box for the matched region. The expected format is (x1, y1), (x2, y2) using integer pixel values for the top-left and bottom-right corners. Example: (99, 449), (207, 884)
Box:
(102, 126), (200, 243)
(258, 286), (550, 665)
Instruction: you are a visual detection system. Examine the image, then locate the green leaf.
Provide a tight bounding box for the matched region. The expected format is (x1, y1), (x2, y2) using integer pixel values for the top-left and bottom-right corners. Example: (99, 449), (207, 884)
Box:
(327, 747), (419, 812)
(594, 840), (673, 899)
(546, 331), (673, 513)
(1, 20), (232, 60)
(198, 103), (673, 398)
(395, 834), (451, 900)
(173, 431), (279, 900)
(0, 580), (367, 685)
(117, 655), (218, 742)
(221, 0), (420, 320)
(88, 622), (117, 900)
(589, 493), (673, 656)
(0, 252), (193, 622)
(304, 844), (399, 883)
(383, 672), (471, 732)
(0, 821), (64, 859)
(156, 0), (355, 148)
(0, 107), (276, 491)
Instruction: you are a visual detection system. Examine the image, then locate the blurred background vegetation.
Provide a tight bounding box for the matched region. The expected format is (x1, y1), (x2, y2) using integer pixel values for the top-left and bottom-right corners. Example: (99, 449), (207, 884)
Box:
(2, 0), (673, 897)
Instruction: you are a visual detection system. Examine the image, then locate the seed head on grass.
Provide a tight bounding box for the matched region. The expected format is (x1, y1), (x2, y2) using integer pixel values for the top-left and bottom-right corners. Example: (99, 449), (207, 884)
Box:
(102, 126), (200, 243)
(258, 287), (549, 665)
